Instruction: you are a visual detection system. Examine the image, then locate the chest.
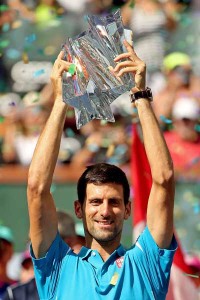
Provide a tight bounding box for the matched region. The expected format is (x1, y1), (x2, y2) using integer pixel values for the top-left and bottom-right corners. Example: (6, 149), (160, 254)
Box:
(54, 255), (154, 300)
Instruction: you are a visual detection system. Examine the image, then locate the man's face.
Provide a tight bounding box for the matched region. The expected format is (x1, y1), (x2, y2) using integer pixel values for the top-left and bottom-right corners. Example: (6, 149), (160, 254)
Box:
(76, 183), (131, 244)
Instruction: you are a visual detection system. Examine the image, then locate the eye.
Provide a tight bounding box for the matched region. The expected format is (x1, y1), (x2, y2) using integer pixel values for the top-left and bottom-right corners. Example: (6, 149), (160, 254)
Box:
(110, 199), (120, 206)
(90, 199), (101, 206)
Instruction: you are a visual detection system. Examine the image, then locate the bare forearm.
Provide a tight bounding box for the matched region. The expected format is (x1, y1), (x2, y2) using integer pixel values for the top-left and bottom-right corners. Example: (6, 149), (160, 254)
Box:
(28, 99), (67, 191)
(114, 40), (175, 248)
(136, 99), (174, 184)
(136, 99), (175, 248)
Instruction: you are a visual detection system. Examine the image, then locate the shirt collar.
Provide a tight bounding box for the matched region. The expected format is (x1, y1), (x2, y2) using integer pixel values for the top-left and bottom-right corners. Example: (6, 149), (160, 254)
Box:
(78, 244), (126, 260)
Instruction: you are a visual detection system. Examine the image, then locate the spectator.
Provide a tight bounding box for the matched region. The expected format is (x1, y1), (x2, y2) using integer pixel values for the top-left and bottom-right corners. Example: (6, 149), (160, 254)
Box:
(0, 226), (17, 300)
(2, 249), (39, 300)
(153, 52), (198, 127)
(57, 209), (85, 254)
(2, 102), (50, 166)
(71, 119), (130, 166)
(121, 0), (177, 74)
(2, 210), (85, 299)
(164, 96), (200, 177)
(6, 0), (36, 22)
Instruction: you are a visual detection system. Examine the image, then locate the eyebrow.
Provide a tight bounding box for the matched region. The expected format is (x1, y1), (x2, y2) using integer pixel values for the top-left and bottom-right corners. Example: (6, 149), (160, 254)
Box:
(88, 197), (122, 202)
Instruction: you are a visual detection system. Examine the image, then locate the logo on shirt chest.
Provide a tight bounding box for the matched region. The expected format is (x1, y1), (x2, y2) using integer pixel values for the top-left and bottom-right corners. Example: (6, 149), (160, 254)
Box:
(115, 256), (124, 268)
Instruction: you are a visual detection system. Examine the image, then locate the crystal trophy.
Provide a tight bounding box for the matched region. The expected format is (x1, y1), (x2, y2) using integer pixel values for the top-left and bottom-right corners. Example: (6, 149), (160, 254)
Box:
(62, 9), (134, 129)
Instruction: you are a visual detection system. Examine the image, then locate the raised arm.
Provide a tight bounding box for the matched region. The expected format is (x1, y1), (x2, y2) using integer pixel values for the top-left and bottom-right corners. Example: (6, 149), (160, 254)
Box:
(27, 51), (71, 258)
(114, 41), (175, 249)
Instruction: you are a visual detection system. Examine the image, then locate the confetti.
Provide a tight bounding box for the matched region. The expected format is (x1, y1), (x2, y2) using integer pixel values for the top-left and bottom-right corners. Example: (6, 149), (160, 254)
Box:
(193, 203), (200, 214)
(100, 120), (108, 126)
(22, 52), (29, 64)
(159, 115), (173, 124)
(65, 128), (75, 137)
(25, 33), (36, 44)
(183, 273), (200, 278)
(68, 64), (76, 76)
(11, 20), (23, 29)
(2, 23), (10, 32)
(6, 48), (21, 60)
(132, 107), (138, 113)
(0, 5), (9, 12)
(0, 40), (10, 48)
(50, 184), (56, 194)
(44, 45), (56, 56)
(37, 48), (44, 55)
(194, 124), (200, 132)
(33, 69), (45, 77)
(0, 116), (5, 123)
(106, 144), (115, 158)
(87, 143), (100, 153)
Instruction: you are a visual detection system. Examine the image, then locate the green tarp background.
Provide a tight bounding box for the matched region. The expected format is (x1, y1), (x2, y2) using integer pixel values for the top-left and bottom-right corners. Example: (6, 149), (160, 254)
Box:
(0, 180), (199, 254)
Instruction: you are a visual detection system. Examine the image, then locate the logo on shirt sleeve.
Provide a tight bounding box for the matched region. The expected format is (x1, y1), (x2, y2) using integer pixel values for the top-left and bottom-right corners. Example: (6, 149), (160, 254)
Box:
(115, 256), (124, 268)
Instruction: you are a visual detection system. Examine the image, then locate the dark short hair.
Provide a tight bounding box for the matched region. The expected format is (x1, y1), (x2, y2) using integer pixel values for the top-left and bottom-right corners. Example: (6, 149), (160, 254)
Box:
(77, 163), (130, 205)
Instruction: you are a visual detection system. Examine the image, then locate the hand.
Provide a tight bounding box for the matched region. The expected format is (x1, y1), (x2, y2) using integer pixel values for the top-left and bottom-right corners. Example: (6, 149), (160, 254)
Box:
(113, 40), (146, 93)
(50, 51), (72, 100)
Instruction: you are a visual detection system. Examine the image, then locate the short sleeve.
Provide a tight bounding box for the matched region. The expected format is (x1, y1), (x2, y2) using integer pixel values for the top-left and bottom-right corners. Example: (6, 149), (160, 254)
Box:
(131, 227), (177, 296)
(30, 233), (71, 300)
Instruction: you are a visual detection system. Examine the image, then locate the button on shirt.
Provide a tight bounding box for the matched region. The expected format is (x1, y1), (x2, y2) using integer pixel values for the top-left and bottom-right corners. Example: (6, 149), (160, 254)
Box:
(31, 227), (177, 300)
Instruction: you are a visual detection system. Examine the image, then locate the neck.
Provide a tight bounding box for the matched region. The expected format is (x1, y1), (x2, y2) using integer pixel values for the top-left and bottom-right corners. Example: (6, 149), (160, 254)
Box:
(86, 238), (121, 262)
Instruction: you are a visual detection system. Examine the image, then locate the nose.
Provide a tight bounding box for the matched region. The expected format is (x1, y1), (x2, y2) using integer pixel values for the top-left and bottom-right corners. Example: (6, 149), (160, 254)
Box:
(100, 201), (111, 218)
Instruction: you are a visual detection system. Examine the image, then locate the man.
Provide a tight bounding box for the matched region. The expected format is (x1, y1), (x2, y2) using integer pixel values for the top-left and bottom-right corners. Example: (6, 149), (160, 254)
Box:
(27, 41), (177, 299)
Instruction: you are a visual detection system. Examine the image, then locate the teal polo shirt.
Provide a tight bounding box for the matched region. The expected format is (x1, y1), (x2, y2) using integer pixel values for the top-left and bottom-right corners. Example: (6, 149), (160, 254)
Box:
(31, 227), (177, 300)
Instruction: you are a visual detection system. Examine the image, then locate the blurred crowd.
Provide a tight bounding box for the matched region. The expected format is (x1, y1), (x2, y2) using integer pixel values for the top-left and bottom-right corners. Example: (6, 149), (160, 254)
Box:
(0, 212), (85, 299)
(0, 0), (200, 298)
(0, 0), (199, 171)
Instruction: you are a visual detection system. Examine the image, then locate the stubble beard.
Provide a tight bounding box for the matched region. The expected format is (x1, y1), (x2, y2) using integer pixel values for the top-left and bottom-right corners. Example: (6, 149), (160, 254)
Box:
(86, 225), (122, 245)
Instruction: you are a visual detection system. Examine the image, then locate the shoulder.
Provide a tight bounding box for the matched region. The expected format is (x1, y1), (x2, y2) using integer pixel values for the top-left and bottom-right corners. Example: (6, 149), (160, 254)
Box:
(128, 226), (177, 258)
(30, 232), (70, 262)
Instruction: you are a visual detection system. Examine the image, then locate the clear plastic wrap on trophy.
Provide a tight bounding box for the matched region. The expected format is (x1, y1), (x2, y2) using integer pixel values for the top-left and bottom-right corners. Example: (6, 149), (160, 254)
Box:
(62, 39), (115, 129)
(87, 9), (133, 91)
(62, 9), (134, 129)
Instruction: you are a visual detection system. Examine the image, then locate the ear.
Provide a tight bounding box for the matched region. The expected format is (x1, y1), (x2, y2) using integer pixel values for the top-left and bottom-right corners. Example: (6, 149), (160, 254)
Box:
(124, 201), (131, 220)
(74, 200), (83, 219)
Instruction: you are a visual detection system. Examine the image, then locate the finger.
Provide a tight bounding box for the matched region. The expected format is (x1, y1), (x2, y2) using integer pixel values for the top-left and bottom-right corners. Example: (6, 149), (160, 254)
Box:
(55, 50), (69, 67)
(57, 50), (64, 60)
(114, 61), (137, 72)
(117, 66), (138, 77)
(123, 40), (135, 54)
(58, 64), (71, 75)
(114, 53), (131, 62)
(123, 40), (142, 62)
(52, 61), (71, 78)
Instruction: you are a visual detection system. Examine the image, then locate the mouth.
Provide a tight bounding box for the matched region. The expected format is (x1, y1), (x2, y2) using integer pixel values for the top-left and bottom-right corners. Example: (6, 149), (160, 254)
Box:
(95, 220), (114, 228)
